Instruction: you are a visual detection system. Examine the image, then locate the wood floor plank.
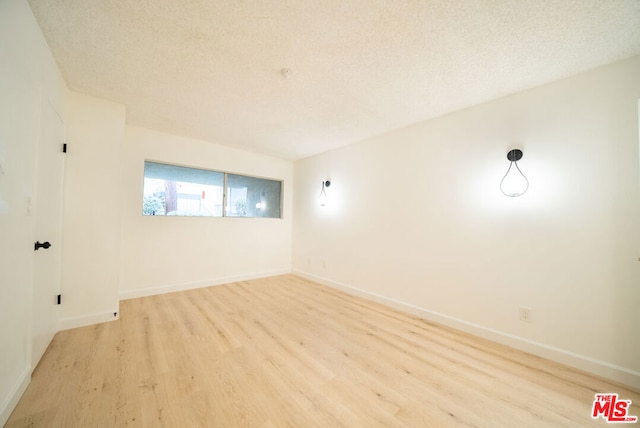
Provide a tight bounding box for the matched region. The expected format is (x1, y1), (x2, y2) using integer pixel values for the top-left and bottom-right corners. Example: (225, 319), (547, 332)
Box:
(6, 274), (639, 427)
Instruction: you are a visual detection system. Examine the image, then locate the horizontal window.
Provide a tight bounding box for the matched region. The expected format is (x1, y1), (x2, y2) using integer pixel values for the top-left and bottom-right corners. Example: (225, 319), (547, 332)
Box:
(143, 161), (282, 219)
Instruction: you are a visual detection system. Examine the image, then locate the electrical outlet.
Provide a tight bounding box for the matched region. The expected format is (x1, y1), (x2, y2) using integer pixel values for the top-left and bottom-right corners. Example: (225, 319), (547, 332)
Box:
(519, 306), (532, 323)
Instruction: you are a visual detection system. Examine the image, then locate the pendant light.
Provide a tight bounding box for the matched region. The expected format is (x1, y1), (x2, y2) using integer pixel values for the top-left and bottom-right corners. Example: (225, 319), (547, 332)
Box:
(319, 180), (331, 206)
(500, 149), (529, 197)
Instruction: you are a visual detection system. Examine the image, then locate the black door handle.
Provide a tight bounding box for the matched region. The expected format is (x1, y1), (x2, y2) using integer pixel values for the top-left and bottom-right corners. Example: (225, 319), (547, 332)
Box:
(34, 241), (51, 251)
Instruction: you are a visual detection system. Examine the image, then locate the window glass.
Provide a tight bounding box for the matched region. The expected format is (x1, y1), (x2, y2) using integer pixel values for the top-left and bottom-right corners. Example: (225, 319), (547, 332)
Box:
(143, 161), (224, 216)
(226, 174), (282, 218)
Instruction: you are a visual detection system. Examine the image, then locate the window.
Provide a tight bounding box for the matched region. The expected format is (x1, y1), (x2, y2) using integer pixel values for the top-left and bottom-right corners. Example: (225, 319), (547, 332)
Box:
(143, 161), (224, 216)
(142, 161), (282, 219)
(226, 174), (282, 218)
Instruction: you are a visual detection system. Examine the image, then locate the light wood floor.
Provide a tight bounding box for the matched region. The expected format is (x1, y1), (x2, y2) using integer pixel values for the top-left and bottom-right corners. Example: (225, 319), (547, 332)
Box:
(7, 275), (639, 427)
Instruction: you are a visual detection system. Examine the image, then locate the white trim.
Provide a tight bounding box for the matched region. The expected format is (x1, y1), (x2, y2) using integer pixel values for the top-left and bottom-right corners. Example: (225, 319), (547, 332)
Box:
(119, 269), (291, 301)
(293, 270), (640, 390)
(0, 365), (30, 427)
(58, 311), (118, 331)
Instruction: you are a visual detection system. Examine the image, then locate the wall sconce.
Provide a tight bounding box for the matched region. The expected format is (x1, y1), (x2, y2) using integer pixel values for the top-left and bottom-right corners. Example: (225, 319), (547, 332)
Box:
(500, 149), (529, 197)
(319, 180), (331, 206)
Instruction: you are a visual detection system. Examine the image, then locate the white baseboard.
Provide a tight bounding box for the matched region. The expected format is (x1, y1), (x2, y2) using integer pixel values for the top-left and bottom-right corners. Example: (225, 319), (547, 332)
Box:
(0, 365), (30, 427)
(58, 310), (119, 331)
(119, 269), (292, 301)
(293, 270), (640, 390)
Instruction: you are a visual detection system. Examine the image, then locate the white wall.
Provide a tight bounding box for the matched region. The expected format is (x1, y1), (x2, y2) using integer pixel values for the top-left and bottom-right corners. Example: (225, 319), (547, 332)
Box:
(293, 56), (640, 388)
(59, 91), (125, 329)
(119, 126), (293, 298)
(61, 100), (293, 317)
(0, 0), (66, 424)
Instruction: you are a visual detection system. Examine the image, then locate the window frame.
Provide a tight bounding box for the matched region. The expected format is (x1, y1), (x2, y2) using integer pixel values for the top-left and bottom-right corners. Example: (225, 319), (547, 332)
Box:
(142, 160), (283, 219)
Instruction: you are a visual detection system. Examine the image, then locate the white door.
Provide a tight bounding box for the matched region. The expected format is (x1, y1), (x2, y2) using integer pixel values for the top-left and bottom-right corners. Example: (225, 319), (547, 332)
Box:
(32, 98), (65, 368)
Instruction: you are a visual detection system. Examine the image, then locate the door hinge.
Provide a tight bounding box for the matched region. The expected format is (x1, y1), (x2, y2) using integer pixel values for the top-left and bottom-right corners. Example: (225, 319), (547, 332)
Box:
(57, 294), (61, 305)
(62, 143), (67, 153)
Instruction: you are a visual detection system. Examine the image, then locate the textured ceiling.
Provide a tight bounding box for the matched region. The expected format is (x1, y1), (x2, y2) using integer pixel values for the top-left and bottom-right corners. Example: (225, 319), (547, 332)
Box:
(27, 0), (640, 160)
